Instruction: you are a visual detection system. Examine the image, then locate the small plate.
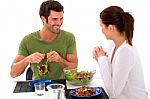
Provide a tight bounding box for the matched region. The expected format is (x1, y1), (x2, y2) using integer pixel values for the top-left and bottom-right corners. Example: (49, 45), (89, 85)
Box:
(29, 80), (53, 88)
(69, 87), (102, 98)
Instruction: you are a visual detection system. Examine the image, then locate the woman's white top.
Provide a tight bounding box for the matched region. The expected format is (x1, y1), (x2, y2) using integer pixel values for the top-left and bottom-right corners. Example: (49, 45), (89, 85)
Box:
(98, 40), (148, 99)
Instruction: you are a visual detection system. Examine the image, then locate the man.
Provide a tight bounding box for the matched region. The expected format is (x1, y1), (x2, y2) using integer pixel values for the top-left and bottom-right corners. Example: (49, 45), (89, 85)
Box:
(10, 0), (78, 80)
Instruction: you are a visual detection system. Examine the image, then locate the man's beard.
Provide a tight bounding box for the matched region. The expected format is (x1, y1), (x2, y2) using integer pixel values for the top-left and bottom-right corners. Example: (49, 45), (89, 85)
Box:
(51, 29), (60, 34)
(50, 25), (61, 34)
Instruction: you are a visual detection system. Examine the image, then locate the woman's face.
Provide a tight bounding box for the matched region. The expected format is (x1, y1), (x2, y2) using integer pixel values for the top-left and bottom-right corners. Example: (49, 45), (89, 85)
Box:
(100, 19), (111, 39)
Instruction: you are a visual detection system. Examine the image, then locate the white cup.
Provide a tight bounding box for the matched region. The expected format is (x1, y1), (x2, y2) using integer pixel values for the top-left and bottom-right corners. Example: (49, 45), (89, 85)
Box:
(34, 82), (45, 96)
(47, 83), (65, 99)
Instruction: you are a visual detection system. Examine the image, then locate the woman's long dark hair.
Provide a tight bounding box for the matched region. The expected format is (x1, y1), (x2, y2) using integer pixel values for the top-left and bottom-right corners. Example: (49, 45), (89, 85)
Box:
(100, 6), (134, 46)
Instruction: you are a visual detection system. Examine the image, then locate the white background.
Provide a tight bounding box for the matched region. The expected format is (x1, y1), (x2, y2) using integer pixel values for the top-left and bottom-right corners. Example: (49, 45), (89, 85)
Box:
(0, 0), (150, 98)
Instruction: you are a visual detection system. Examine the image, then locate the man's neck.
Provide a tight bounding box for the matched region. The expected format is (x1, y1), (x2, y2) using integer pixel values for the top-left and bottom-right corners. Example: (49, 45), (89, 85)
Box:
(40, 29), (58, 42)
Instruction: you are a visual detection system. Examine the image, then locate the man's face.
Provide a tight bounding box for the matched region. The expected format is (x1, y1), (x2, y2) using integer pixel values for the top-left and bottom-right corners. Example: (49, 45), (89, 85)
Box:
(45, 10), (63, 34)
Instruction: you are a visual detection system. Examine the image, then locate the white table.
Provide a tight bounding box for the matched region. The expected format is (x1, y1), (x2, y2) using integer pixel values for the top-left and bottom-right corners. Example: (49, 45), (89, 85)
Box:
(9, 78), (105, 99)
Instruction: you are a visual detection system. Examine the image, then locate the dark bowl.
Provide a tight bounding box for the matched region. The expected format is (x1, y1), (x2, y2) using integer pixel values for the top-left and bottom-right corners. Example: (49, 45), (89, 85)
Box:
(69, 86), (102, 99)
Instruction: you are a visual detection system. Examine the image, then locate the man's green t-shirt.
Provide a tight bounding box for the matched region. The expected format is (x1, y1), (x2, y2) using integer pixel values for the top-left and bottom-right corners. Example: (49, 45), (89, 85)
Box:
(18, 30), (77, 80)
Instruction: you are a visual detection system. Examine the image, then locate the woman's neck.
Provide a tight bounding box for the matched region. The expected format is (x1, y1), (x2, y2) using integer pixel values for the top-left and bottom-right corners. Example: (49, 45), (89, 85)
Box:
(113, 36), (126, 48)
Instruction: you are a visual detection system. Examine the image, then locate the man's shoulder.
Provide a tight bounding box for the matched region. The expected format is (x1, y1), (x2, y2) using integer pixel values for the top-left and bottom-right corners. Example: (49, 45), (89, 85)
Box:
(60, 29), (74, 37)
(23, 30), (39, 39)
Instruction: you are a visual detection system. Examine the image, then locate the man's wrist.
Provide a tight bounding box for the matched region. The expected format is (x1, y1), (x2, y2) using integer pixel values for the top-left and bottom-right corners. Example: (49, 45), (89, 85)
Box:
(24, 57), (30, 65)
(59, 58), (65, 63)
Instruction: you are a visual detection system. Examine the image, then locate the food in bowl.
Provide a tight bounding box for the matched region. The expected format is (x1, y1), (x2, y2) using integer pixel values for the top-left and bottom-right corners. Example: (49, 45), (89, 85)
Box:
(69, 86), (102, 99)
(64, 67), (96, 85)
(74, 86), (96, 96)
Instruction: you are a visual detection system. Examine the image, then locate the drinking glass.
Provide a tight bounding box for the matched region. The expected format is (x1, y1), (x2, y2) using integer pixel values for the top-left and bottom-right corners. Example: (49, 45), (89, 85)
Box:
(34, 82), (45, 96)
(47, 83), (65, 99)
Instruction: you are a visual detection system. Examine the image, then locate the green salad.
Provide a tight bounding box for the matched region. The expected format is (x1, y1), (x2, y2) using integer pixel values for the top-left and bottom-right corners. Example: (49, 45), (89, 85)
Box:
(65, 70), (94, 85)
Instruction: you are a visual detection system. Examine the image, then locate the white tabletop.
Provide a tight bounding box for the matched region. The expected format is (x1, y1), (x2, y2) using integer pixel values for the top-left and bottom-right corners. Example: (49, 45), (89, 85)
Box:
(8, 77), (104, 99)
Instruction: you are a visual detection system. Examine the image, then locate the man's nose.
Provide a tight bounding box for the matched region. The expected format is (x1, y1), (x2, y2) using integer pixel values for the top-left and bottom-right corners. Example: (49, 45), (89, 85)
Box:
(56, 19), (63, 25)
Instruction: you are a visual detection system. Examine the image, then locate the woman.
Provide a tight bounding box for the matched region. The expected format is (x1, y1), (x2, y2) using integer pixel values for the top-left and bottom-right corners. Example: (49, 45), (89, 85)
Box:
(93, 6), (148, 99)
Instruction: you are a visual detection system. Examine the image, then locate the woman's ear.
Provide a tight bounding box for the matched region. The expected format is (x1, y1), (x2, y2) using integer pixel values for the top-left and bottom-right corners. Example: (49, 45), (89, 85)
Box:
(108, 24), (115, 32)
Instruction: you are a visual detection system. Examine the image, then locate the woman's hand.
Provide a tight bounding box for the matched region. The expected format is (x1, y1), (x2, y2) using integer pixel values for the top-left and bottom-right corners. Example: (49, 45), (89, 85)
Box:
(92, 46), (107, 61)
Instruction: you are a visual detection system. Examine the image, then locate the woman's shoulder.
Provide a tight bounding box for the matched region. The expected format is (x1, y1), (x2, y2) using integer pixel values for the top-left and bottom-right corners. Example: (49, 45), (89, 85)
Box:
(122, 42), (137, 52)
(119, 42), (140, 62)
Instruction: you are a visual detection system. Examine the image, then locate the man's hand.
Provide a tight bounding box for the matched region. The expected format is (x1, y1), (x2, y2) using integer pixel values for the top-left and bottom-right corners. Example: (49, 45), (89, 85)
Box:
(46, 51), (63, 63)
(27, 52), (45, 63)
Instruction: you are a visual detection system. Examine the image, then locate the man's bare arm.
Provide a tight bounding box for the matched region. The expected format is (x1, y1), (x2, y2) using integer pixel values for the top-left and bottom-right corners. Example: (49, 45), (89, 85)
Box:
(59, 54), (78, 69)
(10, 55), (29, 78)
(47, 51), (78, 69)
(10, 52), (45, 78)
